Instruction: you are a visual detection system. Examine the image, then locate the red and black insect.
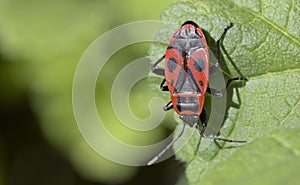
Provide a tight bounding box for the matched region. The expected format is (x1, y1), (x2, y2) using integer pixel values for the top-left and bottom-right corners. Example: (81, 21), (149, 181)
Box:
(148, 21), (247, 165)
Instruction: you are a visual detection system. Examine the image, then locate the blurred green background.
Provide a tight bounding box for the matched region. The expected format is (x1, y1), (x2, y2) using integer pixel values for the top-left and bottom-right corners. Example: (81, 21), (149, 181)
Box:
(0, 0), (187, 185)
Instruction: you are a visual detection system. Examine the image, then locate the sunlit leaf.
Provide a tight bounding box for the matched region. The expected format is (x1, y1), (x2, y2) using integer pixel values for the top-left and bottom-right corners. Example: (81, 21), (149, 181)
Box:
(149, 0), (300, 184)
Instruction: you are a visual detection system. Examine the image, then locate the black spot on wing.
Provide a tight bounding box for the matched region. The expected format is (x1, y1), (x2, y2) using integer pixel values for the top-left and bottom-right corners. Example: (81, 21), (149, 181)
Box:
(167, 58), (178, 73)
(199, 80), (203, 86)
(193, 58), (205, 72)
(171, 79), (175, 86)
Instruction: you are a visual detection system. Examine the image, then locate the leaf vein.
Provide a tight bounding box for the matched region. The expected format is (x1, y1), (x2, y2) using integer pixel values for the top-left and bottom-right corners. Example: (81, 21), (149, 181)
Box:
(269, 135), (300, 157)
(237, 5), (300, 46)
(251, 68), (300, 79)
(285, 0), (293, 28)
(279, 97), (300, 126)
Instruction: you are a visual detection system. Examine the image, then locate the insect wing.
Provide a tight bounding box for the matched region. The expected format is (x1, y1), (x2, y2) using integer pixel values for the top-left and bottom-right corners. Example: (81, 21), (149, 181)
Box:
(188, 48), (209, 94)
(165, 46), (185, 93)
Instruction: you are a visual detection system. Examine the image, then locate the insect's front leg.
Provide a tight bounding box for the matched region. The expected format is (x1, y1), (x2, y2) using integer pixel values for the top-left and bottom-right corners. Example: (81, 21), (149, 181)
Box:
(207, 22), (248, 97)
(216, 22), (234, 67)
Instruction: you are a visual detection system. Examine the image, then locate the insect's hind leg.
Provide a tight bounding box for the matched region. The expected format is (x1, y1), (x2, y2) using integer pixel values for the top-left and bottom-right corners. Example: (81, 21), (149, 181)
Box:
(195, 124), (246, 143)
(147, 123), (186, 165)
(197, 106), (246, 143)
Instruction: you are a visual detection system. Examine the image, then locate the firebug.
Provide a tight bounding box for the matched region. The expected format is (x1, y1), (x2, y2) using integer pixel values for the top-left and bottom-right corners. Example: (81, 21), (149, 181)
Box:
(148, 21), (247, 165)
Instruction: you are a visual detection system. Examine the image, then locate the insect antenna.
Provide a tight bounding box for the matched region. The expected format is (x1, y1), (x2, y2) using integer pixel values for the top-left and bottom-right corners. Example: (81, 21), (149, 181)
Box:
(147, 124), (186, 165)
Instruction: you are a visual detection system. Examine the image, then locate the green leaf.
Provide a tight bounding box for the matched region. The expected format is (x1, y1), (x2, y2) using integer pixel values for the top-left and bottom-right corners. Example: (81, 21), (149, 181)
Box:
(149, 0), (300, 184)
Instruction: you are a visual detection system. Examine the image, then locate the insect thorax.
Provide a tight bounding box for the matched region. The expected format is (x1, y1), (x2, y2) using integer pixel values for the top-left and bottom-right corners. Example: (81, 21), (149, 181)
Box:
(172, 26), (205, 54)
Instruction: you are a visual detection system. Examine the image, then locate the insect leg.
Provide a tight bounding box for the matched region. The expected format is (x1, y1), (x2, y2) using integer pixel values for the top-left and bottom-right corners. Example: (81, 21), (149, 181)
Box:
(163, 101), (173, 111)
(216, 22), (234, 66)
(195, 124), (246, 143)
(147, 123), (186, 165)
(199, 108), (207, 128)
(215, 23), (248, 83)
(160, 79), (169, 91)
(206, 87), (223, 97)
(151, 55), (165, 76)
(226, 77), (248, 89)
(208, 22), (247, 96)
(207, 76), (248, 97)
